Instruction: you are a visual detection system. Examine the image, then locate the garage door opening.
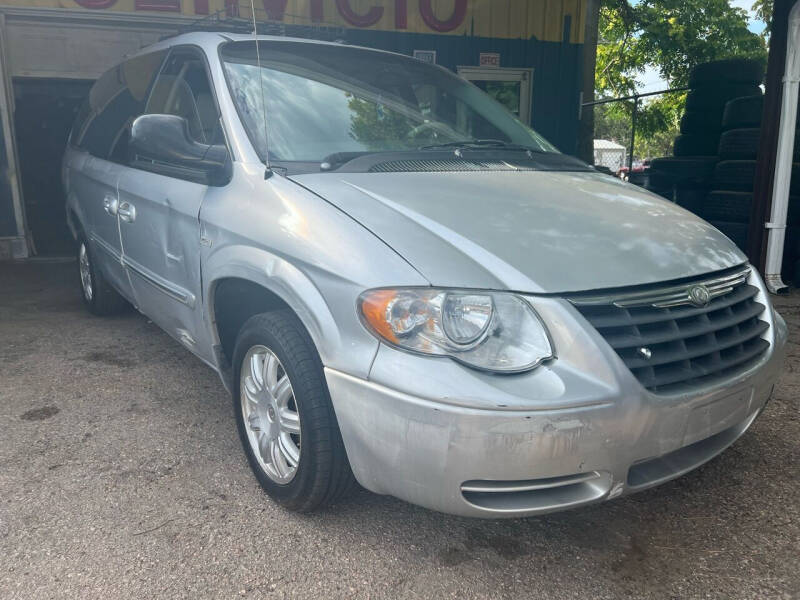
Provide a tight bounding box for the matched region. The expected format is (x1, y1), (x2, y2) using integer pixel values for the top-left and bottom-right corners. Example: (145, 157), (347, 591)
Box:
(13, 79), (92, 256)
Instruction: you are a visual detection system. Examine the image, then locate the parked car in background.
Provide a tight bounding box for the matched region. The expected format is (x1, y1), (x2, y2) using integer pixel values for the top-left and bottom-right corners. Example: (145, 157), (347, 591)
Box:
(618, 159), (651, 184)
(64, 33), (786, 518)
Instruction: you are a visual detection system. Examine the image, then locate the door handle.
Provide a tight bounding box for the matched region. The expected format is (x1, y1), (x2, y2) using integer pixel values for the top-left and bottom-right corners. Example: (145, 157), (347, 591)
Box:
(118, 202), (136, 223)
(103, 195), (118, 216)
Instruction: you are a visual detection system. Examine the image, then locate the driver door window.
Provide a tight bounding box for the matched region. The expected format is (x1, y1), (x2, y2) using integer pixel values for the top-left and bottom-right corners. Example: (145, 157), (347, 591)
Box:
(145, 50), (223, 146)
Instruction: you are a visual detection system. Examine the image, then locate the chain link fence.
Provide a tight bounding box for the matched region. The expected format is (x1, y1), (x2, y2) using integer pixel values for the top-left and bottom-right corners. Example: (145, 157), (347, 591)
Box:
(582, 88), (688, 184)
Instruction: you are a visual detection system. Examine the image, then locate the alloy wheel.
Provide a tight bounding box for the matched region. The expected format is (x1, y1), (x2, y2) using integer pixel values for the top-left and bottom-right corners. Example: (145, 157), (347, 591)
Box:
(79, 242), (93, 301)
(240, 345), (302, 484)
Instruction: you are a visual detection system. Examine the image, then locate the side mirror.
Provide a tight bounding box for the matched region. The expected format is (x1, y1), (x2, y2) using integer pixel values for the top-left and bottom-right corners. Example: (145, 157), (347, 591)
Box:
(130, 114), (230, 185)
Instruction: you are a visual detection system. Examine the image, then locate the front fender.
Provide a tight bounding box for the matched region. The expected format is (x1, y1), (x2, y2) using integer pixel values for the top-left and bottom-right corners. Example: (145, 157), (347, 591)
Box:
(199, 165), (430, 380)
(203, 244), (360, 373)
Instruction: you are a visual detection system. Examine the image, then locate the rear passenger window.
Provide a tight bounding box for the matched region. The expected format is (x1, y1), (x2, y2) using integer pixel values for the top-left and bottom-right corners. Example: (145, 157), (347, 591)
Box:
(145, 49), (223, 145)
(76, 50), (166, 161)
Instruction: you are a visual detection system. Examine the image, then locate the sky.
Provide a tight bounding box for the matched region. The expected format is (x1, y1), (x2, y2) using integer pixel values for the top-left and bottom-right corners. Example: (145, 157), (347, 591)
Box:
(636, 0), (766, 92)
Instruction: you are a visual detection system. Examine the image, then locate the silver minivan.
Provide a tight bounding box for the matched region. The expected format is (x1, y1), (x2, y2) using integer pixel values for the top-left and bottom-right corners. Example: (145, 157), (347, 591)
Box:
(64, 32), (786, 518)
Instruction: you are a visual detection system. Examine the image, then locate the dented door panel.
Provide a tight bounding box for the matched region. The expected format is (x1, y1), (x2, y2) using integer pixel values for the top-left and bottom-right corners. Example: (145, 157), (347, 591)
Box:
(116, 165), (213, 364)
(70, 155), (134, 301)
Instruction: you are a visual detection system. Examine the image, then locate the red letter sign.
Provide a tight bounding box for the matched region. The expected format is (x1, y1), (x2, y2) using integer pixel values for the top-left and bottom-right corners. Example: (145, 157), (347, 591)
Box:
(310, 0), (324, 21)
(74, 0), (117, 8)
(335, 0), (383, 27)
(419, 0), (466, 32)
(262, 0), (289, 20)
(394, 0), (407, 29)
(134, 0), (180, 11)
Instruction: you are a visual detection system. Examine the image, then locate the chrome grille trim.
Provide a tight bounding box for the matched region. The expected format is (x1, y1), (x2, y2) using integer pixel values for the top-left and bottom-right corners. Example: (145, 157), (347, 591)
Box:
(569, 264), (751, 308)
(569, 266), (770, 393)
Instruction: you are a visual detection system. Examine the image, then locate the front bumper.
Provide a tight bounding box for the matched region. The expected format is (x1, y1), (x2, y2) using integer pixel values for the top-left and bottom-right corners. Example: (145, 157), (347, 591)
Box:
(326, 285), (787, 518)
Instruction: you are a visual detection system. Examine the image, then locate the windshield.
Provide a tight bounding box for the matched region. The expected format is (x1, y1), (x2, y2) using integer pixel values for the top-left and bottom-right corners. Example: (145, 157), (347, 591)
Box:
(220, 40), (558, 165)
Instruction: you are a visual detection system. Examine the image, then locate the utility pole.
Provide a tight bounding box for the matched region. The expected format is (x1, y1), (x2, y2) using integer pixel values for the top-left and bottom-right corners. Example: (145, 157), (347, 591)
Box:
(577, 0), (600, 163)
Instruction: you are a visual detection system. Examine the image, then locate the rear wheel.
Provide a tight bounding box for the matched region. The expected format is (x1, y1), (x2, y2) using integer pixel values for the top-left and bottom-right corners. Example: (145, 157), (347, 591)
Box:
(77, 236), (128, 316)
(233, 310), (356, 511)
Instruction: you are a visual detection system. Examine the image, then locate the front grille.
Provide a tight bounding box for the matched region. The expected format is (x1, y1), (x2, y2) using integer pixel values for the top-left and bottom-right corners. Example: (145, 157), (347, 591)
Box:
(570, 267), (770, 393)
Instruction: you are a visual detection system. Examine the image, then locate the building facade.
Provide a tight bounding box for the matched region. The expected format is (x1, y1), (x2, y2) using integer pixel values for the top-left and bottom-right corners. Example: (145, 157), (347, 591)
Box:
(0, 0), (586, 258)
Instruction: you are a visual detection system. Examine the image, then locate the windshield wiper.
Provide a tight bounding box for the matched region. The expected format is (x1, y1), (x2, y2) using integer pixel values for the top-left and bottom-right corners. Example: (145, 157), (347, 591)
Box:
(319, 151), (376, 171)
(420, 139), (546, 153)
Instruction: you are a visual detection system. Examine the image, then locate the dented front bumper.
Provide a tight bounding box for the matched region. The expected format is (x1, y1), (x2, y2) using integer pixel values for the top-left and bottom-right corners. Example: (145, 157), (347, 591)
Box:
(325, 293), (787, 518)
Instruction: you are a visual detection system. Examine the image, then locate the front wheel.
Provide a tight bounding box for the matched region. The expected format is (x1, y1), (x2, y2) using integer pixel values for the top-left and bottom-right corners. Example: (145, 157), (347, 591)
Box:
(232, 310), (356, 511)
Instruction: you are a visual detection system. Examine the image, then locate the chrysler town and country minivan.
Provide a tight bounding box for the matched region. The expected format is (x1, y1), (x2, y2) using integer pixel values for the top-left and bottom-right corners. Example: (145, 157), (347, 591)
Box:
(63, 33), (786, 517)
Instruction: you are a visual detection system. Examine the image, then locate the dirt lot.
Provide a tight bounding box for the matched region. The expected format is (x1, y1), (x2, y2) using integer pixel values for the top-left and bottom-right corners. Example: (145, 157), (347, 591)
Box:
(0, 260), (798, 599)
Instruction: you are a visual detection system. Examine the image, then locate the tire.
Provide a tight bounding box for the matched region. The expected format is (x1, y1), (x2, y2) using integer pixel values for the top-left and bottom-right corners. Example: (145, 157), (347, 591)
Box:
(789, 258), (800, 287)
(644, 182), (673, 200)
(680, 110), (722, 134)
(722, 95), (763, 130)
(649, 156), (718, 187)
(719, 127), (800, 159)
(718, 128), (760, 160)
(713, 160), (757, 191)
(76, 236), (128, 316)
(674, 187), (707, 214)
(232, 310), (356, 512)
(714, 160), (800, 193)
(689, 58), (765, 87)
(673, 133), (720, 157)
(708, 220), (749, 250)
(702, 191), (753, 223)
(785, 226), (800, 262)
(646, 170), (671, 192)
(685, 85), (762, 112)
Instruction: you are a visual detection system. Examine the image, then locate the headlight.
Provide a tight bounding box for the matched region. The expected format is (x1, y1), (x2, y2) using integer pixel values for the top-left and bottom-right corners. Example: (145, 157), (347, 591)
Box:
(358, 288), (553, 373)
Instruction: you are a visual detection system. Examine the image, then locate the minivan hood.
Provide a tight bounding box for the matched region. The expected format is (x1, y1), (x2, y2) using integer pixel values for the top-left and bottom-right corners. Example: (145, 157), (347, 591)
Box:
(291, 170), (747, 294)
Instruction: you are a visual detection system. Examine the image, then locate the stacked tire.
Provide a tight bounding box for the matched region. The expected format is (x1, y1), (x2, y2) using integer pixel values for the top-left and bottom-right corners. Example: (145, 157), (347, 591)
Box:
(647, 59), (764, 206)
(708, 94), (800, 281)
(675, 58), (763, 159)
(703, 94), (766, 249)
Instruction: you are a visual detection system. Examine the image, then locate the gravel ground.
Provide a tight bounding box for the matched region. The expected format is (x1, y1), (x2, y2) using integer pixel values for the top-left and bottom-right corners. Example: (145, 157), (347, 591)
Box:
(0, 260), (798, 600)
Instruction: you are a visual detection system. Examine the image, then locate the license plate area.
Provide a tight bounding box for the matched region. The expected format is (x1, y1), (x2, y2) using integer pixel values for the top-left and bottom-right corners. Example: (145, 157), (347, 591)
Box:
(683, 388), (753, 446)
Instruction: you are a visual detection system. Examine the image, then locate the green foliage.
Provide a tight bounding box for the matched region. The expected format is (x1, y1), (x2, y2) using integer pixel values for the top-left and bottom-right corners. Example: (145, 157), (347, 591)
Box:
(752, 0), (772, 39)
(635, 0), (766, 86)
(347, 95), (416, 151)
(596, 1), (642, 99)
(594, 93), (683, 160)
(595, 0), (766, 160)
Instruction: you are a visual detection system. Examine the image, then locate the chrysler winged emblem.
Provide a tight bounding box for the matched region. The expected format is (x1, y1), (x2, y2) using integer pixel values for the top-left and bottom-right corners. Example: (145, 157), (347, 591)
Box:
(687, 284), (711, 308)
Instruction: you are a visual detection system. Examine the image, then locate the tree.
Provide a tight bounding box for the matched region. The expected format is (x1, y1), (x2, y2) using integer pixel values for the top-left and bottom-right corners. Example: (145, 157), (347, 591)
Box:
(593, 0), (766, 160)
(347, 95), (416, 151)
(752, 0), (773, 40)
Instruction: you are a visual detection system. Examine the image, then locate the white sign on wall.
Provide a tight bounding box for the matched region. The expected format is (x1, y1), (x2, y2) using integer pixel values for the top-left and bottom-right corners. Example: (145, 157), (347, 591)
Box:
(413, 50), (437, 64)
(479, 52), (501, 67)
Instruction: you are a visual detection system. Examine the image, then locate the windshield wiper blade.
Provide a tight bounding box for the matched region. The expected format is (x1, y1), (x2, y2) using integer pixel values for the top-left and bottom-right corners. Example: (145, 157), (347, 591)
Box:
(421, 139), (545, 153)
(319, 151), (376, 171)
